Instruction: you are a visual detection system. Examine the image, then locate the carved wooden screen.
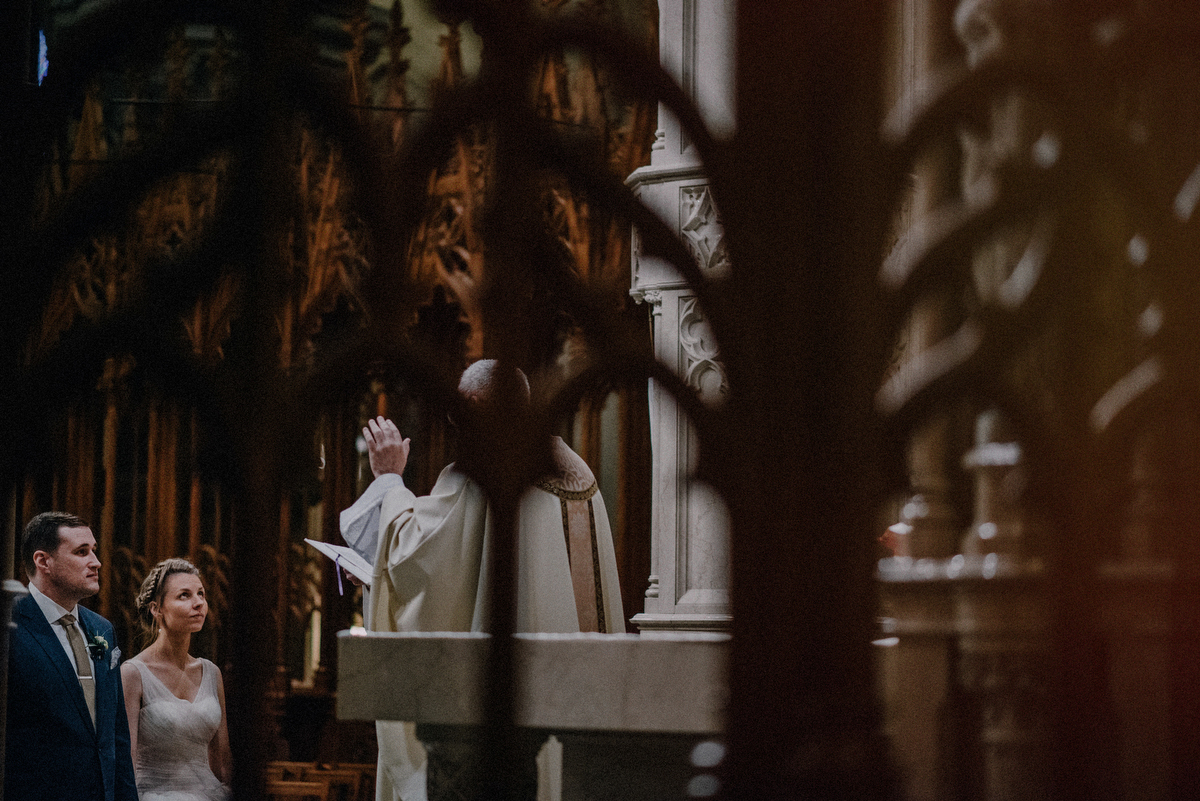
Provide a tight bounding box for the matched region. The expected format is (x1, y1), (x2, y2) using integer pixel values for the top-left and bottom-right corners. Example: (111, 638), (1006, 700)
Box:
(1, 0), (661, 796)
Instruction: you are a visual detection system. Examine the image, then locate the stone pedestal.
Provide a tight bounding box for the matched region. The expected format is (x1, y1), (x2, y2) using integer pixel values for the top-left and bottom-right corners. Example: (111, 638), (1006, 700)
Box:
(626, 0), (735, 635)
(337, 631), (728, 800)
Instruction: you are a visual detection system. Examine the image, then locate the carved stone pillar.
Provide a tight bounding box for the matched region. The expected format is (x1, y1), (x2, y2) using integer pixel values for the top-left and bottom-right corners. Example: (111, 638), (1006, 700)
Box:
(1095, 424), (1176, 801)
(952, 411), (1053, 800)
(0, 578), (28, 792)
(881, 410), (1054, 801)
(626, 0), (734, 635)
(876, 5), (964, 798)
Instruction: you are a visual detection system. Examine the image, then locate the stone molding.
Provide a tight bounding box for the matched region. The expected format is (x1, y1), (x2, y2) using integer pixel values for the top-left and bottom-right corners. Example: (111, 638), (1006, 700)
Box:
(679, 296), (727, 402)
(680, 185), (729, 274)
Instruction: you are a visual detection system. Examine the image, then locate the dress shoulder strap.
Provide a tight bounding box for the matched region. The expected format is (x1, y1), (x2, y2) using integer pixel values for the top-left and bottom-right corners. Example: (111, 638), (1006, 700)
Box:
(130, 659), (169, 702)
(198, 658), (219, 695)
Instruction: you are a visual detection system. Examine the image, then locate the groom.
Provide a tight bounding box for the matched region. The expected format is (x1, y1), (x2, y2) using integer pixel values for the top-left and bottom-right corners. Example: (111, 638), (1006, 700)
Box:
(5, 511), (138, 800)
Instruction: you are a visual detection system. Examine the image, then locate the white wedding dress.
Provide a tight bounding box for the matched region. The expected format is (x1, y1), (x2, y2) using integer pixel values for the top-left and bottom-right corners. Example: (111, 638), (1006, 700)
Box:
(130, 658), (231, 801)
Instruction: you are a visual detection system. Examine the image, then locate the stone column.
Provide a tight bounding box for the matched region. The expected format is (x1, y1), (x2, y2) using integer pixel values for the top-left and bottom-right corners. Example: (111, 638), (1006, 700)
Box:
(626, 0), (734, 635)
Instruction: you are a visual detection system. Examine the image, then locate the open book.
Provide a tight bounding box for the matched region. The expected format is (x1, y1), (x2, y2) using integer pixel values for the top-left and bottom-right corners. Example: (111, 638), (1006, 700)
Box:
(304, 538), (373, 587)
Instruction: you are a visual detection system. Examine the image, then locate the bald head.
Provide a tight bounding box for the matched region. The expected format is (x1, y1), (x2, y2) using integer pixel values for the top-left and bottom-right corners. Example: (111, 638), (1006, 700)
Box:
(458, 359), (531, 407)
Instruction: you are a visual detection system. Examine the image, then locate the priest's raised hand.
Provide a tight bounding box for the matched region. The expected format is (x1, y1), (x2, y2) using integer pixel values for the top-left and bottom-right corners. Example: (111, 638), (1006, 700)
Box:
(364, 416), (411, 478)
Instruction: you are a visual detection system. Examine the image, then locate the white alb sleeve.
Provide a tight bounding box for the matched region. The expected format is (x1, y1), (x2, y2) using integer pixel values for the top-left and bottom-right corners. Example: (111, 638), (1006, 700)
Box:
(339, 473), (406, 561)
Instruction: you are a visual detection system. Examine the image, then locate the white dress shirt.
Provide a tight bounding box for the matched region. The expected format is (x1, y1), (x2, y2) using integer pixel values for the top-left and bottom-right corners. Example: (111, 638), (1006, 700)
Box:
(28, 581), (91, 675)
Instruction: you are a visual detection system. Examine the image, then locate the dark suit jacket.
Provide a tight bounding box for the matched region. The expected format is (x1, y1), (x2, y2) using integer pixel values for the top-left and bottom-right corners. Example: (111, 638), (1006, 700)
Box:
(5, 592), (139, 800)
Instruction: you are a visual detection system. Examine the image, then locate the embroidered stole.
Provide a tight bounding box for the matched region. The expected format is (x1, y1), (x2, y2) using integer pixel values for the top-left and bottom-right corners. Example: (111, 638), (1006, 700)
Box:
(537, 480), (606, 632)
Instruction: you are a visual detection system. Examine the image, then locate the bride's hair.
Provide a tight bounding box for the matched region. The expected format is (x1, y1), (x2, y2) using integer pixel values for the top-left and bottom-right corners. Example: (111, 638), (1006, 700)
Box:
(136, 557), (201, 644)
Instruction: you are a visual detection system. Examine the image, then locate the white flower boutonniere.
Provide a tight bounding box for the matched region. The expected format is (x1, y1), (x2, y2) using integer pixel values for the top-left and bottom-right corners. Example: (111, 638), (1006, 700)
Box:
(87, 634), (108, 661)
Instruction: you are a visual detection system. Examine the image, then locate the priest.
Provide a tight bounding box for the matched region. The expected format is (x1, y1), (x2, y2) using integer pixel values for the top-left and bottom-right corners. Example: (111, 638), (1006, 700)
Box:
(340, 359), (625, 801)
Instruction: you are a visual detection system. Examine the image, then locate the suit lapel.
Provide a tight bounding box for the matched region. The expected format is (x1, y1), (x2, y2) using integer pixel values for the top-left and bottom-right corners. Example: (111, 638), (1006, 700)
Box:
(15, 597), (98, 736)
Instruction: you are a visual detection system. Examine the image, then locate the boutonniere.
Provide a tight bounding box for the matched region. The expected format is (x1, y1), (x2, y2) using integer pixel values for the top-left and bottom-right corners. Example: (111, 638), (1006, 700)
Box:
(87, 634), (108, 661)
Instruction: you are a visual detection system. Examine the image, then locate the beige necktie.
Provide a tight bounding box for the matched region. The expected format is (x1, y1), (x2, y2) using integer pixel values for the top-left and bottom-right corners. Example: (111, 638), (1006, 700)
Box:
(58, 614), (96, 726)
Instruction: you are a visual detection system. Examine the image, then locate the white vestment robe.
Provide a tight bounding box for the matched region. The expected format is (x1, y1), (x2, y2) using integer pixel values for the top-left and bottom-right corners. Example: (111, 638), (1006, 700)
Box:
(340, 436), (624, 801)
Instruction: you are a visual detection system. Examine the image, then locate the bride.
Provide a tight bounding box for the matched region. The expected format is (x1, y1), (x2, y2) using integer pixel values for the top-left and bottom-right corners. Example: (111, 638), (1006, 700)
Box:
(122, 558), (232, 801)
